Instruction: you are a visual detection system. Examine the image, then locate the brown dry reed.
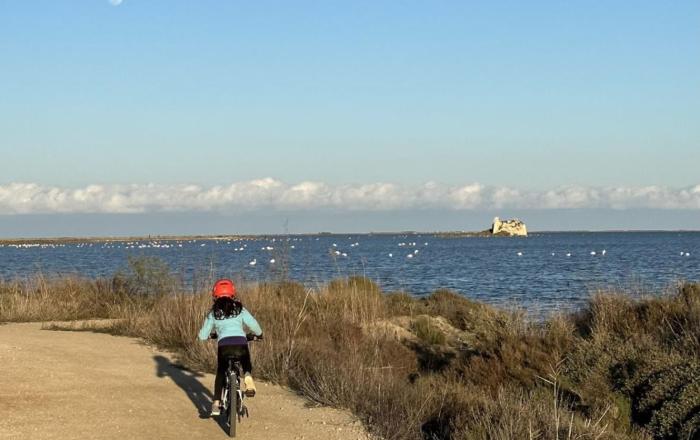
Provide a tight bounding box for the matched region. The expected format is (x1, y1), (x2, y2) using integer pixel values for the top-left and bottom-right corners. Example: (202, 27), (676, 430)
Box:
(3, 258), (699, 440)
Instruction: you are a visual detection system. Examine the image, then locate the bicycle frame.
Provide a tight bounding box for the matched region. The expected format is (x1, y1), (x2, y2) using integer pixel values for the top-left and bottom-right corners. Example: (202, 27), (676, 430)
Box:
(222, 359), (248, 423)
(208, 333), (259, 437)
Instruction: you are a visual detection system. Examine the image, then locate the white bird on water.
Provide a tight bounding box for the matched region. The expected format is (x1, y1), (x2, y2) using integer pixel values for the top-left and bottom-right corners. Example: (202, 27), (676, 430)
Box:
(388, 253), (393, 258)
(269, 259), (275, 264)
(602, 249), (606, 256)
(686, 253), (691, 257)
(414, 250), (419, 255)
(517, 252), (523, 257)
(407, 254), (414, 259)
(342, 253), (348, 257)
(249, 259), (257, 266)
(590, 251), (596, 256)
(566, 253), (571, 257)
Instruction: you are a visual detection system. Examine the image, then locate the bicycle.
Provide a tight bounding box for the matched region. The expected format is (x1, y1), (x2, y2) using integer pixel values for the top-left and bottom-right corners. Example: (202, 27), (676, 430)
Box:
(210, 333), (260, 438)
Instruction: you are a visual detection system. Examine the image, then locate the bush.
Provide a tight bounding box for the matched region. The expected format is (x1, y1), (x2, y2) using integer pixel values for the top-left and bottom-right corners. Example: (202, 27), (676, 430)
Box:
(411, 317), (447, 346)
(635, 360), (700, 440)
(115, 255), (178, 298)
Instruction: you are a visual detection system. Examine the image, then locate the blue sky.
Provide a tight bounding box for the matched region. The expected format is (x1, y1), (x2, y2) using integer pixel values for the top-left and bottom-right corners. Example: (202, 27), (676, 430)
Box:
(0, 1), (698, 235)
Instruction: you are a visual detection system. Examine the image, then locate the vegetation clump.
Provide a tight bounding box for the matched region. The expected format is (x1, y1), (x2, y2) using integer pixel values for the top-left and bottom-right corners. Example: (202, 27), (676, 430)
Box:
(411, 317), (447, 346)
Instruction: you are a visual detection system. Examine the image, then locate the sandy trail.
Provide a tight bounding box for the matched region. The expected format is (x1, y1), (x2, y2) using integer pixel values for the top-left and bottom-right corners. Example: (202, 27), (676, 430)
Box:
(0, 323), (368, 440)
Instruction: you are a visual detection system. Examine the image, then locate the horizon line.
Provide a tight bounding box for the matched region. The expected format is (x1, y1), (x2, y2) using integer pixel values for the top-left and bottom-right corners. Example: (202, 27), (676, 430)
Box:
(2, 229), (700, 244)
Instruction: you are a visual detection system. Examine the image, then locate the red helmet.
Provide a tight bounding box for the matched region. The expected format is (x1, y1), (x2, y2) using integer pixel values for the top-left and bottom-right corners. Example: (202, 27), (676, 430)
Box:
(212, 279), (236, 298)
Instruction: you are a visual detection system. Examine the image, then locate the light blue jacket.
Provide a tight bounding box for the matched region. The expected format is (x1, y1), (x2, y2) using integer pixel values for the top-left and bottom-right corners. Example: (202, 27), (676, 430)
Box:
(198, 308), (263, 342)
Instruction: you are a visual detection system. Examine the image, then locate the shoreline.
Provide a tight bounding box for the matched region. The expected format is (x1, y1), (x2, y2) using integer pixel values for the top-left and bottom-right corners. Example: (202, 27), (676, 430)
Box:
(1, 229), (699, 245)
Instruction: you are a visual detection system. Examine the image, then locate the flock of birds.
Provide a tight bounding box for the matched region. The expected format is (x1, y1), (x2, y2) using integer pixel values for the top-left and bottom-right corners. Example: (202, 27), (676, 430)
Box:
(517, 249), (608, 257)
(388, 241), (429, 259)
(514, 249), (692, 258)
(1, 236), (695, 267)
(1, 236), (432, 265)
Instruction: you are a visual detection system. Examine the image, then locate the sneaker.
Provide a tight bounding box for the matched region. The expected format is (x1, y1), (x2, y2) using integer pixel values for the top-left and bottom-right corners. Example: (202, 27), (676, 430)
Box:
(210, 405), (221, 417)
(244, 374), (256, 397)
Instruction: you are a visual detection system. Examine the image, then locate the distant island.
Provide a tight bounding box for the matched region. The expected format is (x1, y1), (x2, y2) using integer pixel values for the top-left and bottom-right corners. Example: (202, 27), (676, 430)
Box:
(436, 216), (528, 238)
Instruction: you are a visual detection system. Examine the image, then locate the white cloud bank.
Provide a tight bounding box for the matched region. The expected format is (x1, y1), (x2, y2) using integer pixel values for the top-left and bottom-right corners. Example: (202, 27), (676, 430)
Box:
(1, 179), (699, 215)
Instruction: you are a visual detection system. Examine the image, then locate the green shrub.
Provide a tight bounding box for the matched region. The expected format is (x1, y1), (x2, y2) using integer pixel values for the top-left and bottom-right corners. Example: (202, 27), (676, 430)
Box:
(114, 255), (178, 298)
(635, 360), (700, 439)
(411, 317), (447, 346)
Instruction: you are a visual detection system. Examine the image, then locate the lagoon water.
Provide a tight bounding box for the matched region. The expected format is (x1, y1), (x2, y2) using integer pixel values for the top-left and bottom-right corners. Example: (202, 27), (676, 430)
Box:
(2, 232), (699, 312)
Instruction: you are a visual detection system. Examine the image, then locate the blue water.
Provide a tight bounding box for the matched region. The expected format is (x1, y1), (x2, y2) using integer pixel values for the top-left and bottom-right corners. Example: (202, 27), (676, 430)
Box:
(2, 232), (699, 312)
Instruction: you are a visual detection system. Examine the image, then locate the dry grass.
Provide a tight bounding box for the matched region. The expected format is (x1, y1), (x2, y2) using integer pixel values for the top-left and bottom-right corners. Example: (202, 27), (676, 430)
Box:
(3, 259), (698, 440)
(0, 275), (150, 322)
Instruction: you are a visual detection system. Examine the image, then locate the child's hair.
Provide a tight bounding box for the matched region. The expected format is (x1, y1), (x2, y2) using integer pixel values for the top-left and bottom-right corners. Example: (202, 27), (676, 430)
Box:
(211, 297), (243, 320)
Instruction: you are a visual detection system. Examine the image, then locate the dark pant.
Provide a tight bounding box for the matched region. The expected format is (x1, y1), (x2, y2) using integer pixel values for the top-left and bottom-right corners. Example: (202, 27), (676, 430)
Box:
(215, 345), (252, 400)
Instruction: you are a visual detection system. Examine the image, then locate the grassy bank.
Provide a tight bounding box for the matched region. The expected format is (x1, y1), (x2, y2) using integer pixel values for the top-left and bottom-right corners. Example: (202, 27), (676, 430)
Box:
(2, 261), (699, 440)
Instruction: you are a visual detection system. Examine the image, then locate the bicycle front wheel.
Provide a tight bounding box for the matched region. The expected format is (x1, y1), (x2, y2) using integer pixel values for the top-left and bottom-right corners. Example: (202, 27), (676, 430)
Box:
(227, 374), (238, 438)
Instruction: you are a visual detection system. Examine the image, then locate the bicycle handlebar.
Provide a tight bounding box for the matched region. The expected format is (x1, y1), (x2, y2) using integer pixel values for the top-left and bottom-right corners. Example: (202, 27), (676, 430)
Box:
(208, 333), (263, 342)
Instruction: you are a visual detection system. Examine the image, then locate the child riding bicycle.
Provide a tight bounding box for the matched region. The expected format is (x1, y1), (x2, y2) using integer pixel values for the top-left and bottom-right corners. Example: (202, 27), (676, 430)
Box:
(198, 279), (263, 417)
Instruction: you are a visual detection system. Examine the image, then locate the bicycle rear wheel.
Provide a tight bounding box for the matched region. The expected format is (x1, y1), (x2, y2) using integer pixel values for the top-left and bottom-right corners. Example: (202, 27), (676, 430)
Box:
(227, 373), (238, 438)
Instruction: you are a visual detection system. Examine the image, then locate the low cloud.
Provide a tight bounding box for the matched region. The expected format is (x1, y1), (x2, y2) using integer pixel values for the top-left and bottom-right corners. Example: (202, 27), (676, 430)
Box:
(0, 180), (699, 215)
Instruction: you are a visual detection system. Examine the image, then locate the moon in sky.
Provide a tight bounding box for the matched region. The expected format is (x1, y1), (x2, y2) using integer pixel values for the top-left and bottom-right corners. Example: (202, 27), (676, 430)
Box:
(107, 0), (123, 5)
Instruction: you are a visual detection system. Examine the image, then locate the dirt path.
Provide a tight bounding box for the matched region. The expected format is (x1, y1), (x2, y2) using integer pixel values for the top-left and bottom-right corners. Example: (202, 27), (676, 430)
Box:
(0, 323), (369, 440)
